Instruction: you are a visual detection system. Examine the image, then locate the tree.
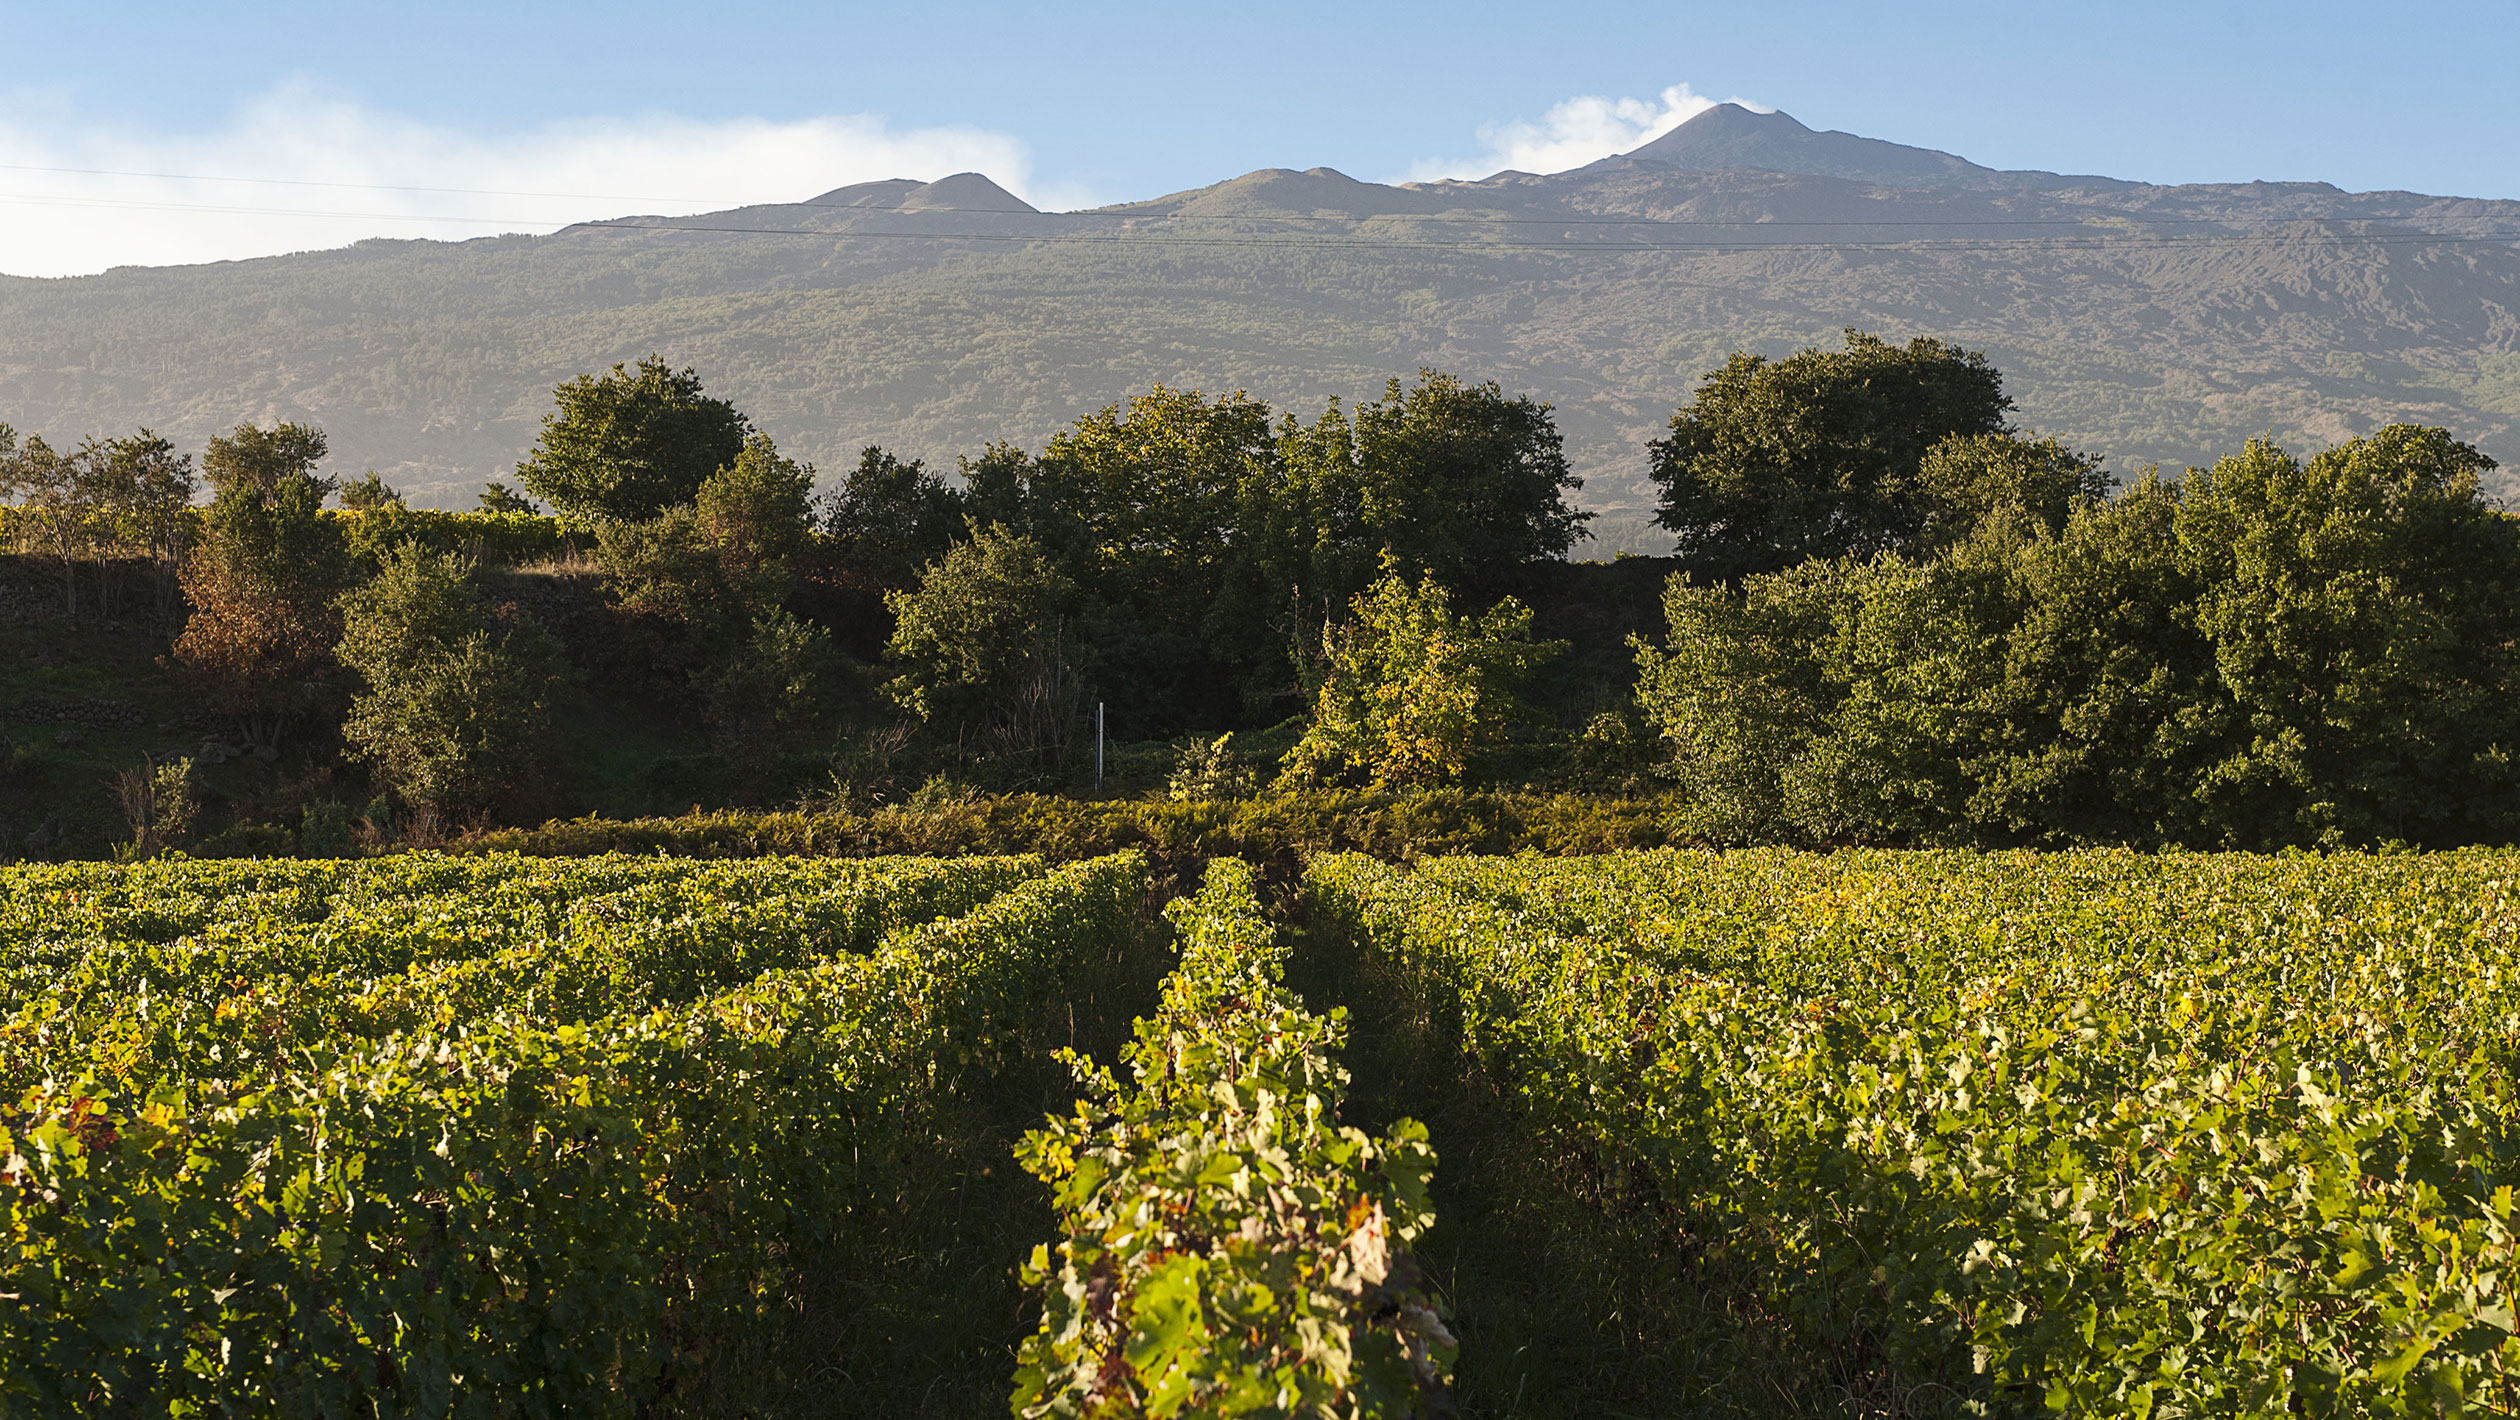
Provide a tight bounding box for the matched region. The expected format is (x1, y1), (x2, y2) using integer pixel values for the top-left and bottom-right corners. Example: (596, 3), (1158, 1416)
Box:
(1224, 376), (1586, 718)
(595, 508), (729, 640)
(337, 542), (570, 825)
(111, 756), (198, 857)
(477, 482), (539, 514)
(88, 430), (198, 617)
(337, 471), (405, 511)
(1283, 562), (1562, 790)
(203, 422), (331, 494)
(170, 422), (348, 746)
(941, 375), (1586, 733)
(1649, 330), (2014, 577)
(1911, 432), (2108, 549)
(985, 388), (1280, 732)
(514, 355), (750, 524)
(1351, 371), (1588, 596)
(705, 607), (842, 779)
(694, 433), (815, 602)
(2171, 425), (2520, 845)
(1205, 398), (1378, 716)
(1631, 424), (2520, 850)
(884, 526), (1083, 773)
(823, 446), (963, 590)
(1633, 548), (2013, 845)
(0, 430), (101, 617)
(595, 434), (815, 672)
(1967, 474), (2218, 846)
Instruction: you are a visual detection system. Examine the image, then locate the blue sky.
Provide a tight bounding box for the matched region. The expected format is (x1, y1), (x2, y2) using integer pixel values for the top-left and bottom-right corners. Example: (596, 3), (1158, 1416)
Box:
(0, 0), (2508, 274)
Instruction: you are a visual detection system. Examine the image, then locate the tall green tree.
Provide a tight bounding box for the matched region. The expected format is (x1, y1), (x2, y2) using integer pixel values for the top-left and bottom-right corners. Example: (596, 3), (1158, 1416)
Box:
(2172, 425), (2520, 845)
(824, 446), (964, 591)
(202, 422), (331, 494)
(514, 355), (750, 524)
(1221, 399), (1376, 713)
(984, 388), (1279, 732)
(88, 430), (199, 617)
(884, 525), (1083, 774)
(1632, 424), (2520, 849)
(337, 471), (404, 511)
(595, 432), (818, 686)
(950, 374), (1587, 734)
(171, 423), (349, 746)
(695, 433), (816, 603)
(1911, 432), (2108, 549)
(1965, 474), (2219, 845)
(1649, 330), (2015, 577)
(1633, 548), (2014, 845)
(0, 429), (102, 617)
(337, 542), (570, 826)
(1351, 370), (1588, 596)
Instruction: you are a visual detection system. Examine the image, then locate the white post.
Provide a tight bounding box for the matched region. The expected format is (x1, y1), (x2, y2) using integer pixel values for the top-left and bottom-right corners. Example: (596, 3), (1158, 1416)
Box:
(1096, 702), (1105, 794)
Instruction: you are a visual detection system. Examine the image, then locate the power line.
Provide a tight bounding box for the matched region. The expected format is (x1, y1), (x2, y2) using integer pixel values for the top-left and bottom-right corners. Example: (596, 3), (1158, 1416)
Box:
(2, 186), (2516, 255)
(5, 157), (2517, 230)
(569, 217), (2520, 255)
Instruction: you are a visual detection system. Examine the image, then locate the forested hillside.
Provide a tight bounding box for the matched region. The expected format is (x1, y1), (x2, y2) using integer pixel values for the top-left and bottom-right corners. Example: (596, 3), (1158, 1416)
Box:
(5, 104), (2519, 552)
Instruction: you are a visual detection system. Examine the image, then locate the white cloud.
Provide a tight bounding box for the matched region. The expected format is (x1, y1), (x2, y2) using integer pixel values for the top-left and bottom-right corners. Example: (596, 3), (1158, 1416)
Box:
(0, 82), (1065, 278)
(1405, 83), (1771, 181)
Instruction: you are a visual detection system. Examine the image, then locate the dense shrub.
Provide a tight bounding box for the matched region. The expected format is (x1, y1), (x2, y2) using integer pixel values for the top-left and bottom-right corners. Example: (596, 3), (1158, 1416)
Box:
(1635, 425), (2520, 848)
(455, 790), (1691, 881)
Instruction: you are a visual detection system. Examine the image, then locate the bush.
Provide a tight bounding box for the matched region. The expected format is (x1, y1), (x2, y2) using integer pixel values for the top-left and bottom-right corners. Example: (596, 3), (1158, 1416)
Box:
(297, 801), (354, 857)
(705, 608), (840, 778)
(455, 789), (1691, 884)
(884, 526), (1084, 776)
(1634, 425), (2520, 849)
(1282, 563), (1562, 790)
(1165, 732), (1259, 801)
(337, 543), (573, 823)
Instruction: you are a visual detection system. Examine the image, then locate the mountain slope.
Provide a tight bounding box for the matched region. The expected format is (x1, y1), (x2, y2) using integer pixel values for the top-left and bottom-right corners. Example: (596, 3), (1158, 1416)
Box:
(1611, 102), (2131, 191)
(2, 111), (2517, 551)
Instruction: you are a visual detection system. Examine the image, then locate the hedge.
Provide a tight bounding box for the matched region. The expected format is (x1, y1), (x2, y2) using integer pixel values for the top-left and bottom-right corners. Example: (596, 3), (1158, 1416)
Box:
(455, 790), (1694, 881)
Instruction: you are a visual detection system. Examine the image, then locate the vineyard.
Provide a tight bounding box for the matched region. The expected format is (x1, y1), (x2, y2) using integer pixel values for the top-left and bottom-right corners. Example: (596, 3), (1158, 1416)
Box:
(7, 847), (2520, 1416)
(1306, 849), (2520, 1417)
(0, 852), (1154, 1415)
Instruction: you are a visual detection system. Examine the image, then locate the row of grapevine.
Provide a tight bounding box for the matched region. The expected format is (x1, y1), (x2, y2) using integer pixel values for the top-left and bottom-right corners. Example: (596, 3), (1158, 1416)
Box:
(0, 853), (1042, 1092)
(1014, 858), (1454, 1417)
(0, 852), (1143, 1417)
(0, 852), (1042, 994)
(1306, 849), (2520, 1416)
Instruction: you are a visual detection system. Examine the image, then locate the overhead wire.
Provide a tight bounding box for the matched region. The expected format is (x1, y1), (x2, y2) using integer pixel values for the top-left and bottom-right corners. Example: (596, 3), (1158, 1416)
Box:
(1, 163), (2516, 255)
(566, 217), (2520, 255)
(3, 156), (2517, 232)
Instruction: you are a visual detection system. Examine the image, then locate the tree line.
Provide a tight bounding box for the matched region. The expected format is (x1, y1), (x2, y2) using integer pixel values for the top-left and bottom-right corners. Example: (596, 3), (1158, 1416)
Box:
(1631, 332), (2520, 849)
(7, 330), (2515, 851)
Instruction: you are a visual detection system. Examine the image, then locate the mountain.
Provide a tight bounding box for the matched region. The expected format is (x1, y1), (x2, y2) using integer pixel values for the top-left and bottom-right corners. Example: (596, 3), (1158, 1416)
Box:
(1609, 102), (2131, 191)
(3, 111), (2517, 552)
